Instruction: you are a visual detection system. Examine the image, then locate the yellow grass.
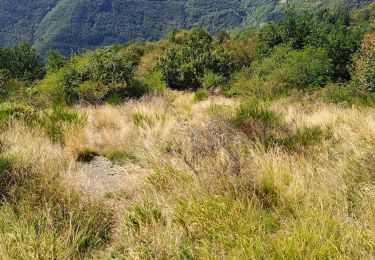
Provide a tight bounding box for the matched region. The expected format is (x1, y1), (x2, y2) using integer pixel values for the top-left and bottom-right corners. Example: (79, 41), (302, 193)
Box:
(0, 90), (374, 258)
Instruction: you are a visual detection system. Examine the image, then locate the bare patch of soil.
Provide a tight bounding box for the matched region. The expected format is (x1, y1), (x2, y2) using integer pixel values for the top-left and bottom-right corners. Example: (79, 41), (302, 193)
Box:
(69, 156), (145, 199)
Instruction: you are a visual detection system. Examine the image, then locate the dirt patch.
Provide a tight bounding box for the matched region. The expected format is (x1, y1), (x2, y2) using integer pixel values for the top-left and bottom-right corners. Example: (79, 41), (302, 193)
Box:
(69, 156), (145, 199)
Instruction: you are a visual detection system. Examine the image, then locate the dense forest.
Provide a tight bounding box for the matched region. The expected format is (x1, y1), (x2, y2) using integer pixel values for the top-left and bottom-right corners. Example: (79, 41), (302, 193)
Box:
(0, 1), (374, 259)
(0, 0), (372, 55)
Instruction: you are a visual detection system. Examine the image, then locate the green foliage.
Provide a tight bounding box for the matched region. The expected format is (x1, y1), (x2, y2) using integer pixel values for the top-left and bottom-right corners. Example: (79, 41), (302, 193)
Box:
(159, 28), (251, 90)
(36, 45), (143, 104)
(233, 100), (284, 141)
(137, 71), (167, 95)
(106, 150), (139, 164)
(270, 126), (327, 151)
(194, 89), (209, 101)
(158, 28), (216, 90)
(228, 45), (333, 98)
(0, 42), (45, 82)
(321, 82), (375, 107)
(257, 7), (368, 81)
(282, 45), (334, 88)
(45, 50), (67, 74)
(233, 100), (281, 128)
(354, 32), (375, 92)
(0, 102), (36, 127)
(199, 70), (227, 90)
(37, 106), (86, 143)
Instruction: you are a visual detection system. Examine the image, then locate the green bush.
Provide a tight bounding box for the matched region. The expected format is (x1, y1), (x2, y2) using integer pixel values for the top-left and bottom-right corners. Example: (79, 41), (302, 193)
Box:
(159, 28), (250, 90)
(158, 28), (215, 90)
(233, 100), (283, 141)
(199, 70), (227, 89)
(229, 45), (334, 98)
(321, 83), (375, 107)
(45, 50), (67, 74)
(233, 100), (281, 128)
(35, 45), (143, 105)
(137, 70), (167, 94)
(0, 102), (36, 127)
(282, 45), (333, 88)
(0, 42), (45, 82)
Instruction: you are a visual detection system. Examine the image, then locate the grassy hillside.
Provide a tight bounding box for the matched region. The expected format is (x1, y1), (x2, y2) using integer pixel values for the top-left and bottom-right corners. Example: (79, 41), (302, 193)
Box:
(0, 3), (374, 258)
(0, 0), (372, 55)
(1, 91), (375, 258)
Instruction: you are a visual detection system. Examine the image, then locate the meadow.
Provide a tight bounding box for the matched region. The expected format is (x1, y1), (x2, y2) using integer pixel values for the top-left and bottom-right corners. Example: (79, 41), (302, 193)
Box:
(0, 4), (374, 259)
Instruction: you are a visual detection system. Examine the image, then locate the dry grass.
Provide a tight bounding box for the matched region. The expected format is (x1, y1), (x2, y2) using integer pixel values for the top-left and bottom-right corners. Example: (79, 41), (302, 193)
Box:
(0, 90), (374, 258)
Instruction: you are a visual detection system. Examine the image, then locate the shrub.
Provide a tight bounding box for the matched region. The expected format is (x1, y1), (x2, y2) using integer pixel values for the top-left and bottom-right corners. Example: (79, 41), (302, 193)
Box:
(282, 45), (333, 88)
(232, 45), (334, 96)
(199, 70), (227, 90)
(45, 50), (67, 74)
(137, 70), (167, 94)
(0, 102), (36, 127)
(0, 42), (45, 82)
(233, 100), (283, 140)
(36, 45), (143, 105)
(158, 28), (215, 90)
(354, 32), (375, 92)
(159, 28), (253, 90)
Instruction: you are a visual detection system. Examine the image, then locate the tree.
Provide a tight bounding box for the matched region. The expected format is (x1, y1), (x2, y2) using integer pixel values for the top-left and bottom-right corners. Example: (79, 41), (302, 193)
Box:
(45, 50), (67, 74)
(158, 28), (215, 90)
(0, 42), (45, 82)
(354, 32), (375, 92)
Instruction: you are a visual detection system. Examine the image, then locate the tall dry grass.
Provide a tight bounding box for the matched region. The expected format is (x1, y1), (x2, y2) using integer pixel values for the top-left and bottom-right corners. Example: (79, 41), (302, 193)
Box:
(0, 91), (374, 258)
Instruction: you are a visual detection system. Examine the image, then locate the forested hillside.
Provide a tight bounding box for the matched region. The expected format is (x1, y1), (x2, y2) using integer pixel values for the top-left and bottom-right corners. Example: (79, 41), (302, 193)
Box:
(0, 0), (372, 55)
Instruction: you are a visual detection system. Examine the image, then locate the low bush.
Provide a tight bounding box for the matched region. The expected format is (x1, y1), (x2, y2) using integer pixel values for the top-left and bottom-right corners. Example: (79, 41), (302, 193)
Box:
(270, 126), (327, 152)
(321, 83), (375, 107)
(0, 102), (36, 127)
(199, 70), (227, 90)
(233, 100), (284, 141)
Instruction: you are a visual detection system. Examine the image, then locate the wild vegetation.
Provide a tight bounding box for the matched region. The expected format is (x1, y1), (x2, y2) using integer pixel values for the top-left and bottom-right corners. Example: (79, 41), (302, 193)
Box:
(0, 3), (374, 259)
(0, 0), (372, 55)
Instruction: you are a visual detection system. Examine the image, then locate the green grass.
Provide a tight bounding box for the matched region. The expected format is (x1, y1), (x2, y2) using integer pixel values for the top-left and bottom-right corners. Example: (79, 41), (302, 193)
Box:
(37, 106), (86, 143)
(269, 126), (328, 152)
(106, 150), (139, 164)
(194, 88), (209, 101)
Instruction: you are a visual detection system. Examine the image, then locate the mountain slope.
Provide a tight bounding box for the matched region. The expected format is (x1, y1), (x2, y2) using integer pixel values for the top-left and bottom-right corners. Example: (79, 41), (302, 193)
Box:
(0, 0), (372, 55)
